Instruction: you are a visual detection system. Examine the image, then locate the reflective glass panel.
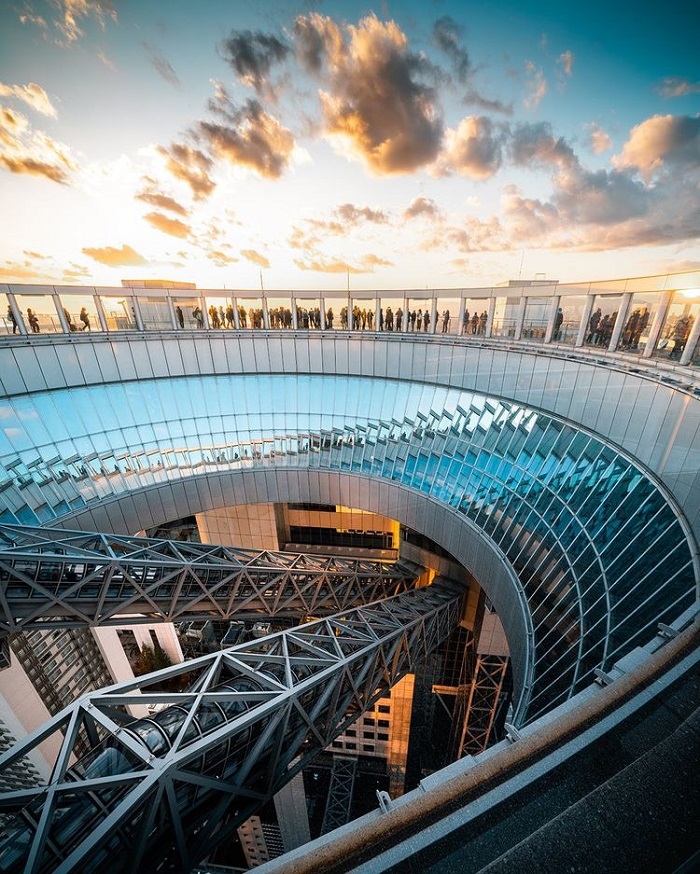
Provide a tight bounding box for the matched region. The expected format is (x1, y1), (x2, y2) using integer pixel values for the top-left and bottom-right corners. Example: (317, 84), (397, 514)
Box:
(59, 294), (101, 333)
(436, 297), (460, 335)
(101, 295), (137, 331)
(137, 295), (172, 331)
(491, 296), (519, 338)
(236, 298), (263, 329)
(172, 296), (201, 330)
(204, 295), (233, 329)
(614, 291), (661, 353)
(406, 298), (433, 333)
(522, 297), (549, 342)
(266, 296), (292, 329)
(0, 292), (16, 334)
(350, 297), (375, 331)
(653, 294), (700, 361)
(555, 295), (586, 345)
(378, 295), (405, 333)
(584, 294), (622, 348)
(460, 299), (490, 336)
(295, 298), (322, 329)
(13, 294), (61, 334)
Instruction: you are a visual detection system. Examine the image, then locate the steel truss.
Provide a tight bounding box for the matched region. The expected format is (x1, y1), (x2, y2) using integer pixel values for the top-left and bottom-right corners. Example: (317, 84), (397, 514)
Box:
(456, 654), (510, 756)
(0, 581), (462, 873)
(0, 524), (418, 635)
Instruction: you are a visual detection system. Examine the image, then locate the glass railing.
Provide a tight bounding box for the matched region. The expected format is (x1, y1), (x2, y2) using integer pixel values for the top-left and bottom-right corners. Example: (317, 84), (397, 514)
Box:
(2, 270), (699, 366)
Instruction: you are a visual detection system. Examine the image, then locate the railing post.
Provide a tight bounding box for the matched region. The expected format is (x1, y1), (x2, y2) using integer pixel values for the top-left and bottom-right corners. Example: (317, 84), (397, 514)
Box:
(513, 297), (526, 341)
(544, 297), (559, 343)
(485, 298), (495, 338)
(166, 295), (179, 331)
(608, 292), (632, 351)
(53, 293), (70, 333)
(131, 295), (145, 332)
(93, 294), (109, 332)
(643, 290), (673, 358)
(679, 308), (700, 366)
(576, 293), (595, 347)
(6, 293), (26, 335)
(457, 295), (466, 337)
(430, 295), (438, 334)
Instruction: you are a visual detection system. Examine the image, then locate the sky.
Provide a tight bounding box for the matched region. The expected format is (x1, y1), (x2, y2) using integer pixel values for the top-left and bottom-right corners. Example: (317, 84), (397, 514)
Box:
(0, 0), (698, 291)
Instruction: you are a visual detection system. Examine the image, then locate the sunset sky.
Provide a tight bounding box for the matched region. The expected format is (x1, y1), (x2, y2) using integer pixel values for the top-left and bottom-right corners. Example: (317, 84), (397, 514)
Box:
(1, 0), (698, 291)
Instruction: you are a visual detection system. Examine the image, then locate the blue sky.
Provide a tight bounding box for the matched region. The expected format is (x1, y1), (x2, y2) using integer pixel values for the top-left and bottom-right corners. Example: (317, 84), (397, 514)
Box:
(0, 0), (698, 289)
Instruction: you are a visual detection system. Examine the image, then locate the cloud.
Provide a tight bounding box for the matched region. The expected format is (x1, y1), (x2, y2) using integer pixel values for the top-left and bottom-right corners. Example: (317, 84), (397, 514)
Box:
(144, 211), (192, 239)
(655, 77), (700, 99)
(97, 49), (116, 71)
(0, 82), (57, 117)
(207, 249), (239, 266)
(403, 196), (441, 220)
(438, 115), (506, 179)
(0, 104), (78, 183)
(241, 248), (270, 268)
(511, 121), (577, 169)
(557, 51), (574, 77)
(523, 61), (546, 109)
(613, 114), (700, 181)
(335, 203), (388, 225)
(293, 256), (363, 274)
(295, 13), (443, 174)
(143, 43), (180, 88)
(82, 244), (147, 266)
(219, 30), (289, 95)
(432, 16), (470, 83)
(462, 89), (513, 116)
(158, 143), (215, 199)
(199, 96), (295, 179)
(588, 123), (612, 154)
(136, 180), (189, 216)
(361, 253), (393, 268)
(23, 0), (118, 44)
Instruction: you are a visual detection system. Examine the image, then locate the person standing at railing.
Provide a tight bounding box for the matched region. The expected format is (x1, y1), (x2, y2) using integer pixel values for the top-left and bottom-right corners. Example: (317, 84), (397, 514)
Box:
(27, 308), (40, 332)
(79, 307), (91, 331)
(6, 304), (17, 333)
(176, 306), (185, 329)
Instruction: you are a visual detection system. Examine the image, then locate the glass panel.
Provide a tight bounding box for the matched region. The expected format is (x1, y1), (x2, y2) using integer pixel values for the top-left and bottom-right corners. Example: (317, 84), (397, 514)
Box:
(461, 299), (490, 336)
(350, 297), (375, 331)
(378, 295), (404, 332)
(137, 295), (171, 331)
(406, 297), (433, 333)
(615, 292), (661, 353)
(436, 296), (460, 334)
(491, 296), (519, 338)
(295, 298), (322, 329)
(172, 296), (202, 330)
(13, 294), (61, 333)
(236, 298), (263, 329)
(653, 295), (700, 361)
(522, 297), (549, 342)
(585, 294), (622, 347)
(204, 295), (233, 329)
(266, 296), (292, 329)
(58, 295), (100, 333)
(0, 292), (16, 334)
(555, 295), (586, 345)
(101, 295), (137, 331)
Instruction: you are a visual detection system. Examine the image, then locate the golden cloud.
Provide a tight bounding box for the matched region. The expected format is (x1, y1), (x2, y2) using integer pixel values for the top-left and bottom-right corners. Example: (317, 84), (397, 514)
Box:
(144, 211), (192, 239)
(82, 244), (148, 266)
(0, 82), (57, 117)
(241, 249), (270, 268)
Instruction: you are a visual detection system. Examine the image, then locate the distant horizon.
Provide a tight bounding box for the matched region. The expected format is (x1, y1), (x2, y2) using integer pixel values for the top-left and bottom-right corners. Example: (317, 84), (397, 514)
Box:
(1, 1), (698, 290)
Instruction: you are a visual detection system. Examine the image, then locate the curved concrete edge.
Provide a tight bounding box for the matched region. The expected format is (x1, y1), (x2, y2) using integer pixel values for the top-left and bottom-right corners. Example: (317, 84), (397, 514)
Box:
(253, 612), (700, 874)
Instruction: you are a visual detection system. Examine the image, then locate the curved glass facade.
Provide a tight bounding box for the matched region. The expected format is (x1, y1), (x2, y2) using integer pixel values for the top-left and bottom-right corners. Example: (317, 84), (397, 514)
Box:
(0, 374), (695, 721)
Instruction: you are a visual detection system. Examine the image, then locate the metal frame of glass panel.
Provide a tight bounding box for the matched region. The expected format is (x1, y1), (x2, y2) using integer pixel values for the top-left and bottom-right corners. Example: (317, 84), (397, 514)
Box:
(0, 374), (695, 721)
